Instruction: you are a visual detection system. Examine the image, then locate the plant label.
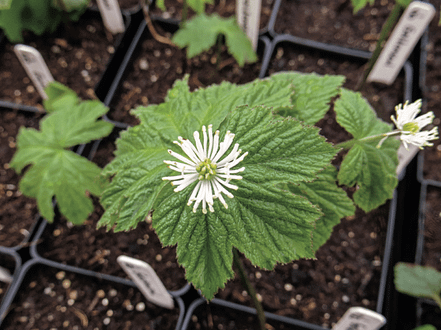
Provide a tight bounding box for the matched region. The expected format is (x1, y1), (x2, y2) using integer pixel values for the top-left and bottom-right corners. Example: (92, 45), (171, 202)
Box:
(236, 0), (261, 51)
(117, 255), (174, 310)
(14, 44), (54, 99)
(0, 266), (12, 284)
(367, 1), (435, 85)
(0, 0), (12, 10)
(333, 307), (386, 330)
(96, 0), (125, 34)
(397, 143), (419, 176)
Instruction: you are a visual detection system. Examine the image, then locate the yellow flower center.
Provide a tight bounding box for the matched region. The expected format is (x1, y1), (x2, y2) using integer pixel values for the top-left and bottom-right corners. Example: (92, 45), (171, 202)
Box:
(402, 122), (420, 134)
(196, 158), (217, 181)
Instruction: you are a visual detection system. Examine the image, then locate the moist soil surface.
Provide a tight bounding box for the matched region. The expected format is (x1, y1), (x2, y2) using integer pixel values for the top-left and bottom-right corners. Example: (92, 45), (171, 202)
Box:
(0, 110), (42, 248)
(0, 10), (117, 109)
(273, 0), (396, 52)
(1, 265), (181, 330)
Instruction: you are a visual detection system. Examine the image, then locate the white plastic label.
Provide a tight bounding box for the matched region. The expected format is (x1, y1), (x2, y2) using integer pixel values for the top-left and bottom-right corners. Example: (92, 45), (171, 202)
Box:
(14, 44), (54, 99)
(0, 266), (12, 284)
(96, 0), (125, 34)
(367, 1), (435, 85)
(236, 0), (261, 51)
(333, 307), (386, 330)
(0, 0), (12, 10)
(117, 255), (174, 310)
(397, 143), (419, 176)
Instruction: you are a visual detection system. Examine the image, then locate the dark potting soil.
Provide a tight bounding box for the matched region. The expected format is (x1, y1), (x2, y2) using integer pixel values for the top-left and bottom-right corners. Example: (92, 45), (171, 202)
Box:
(188, 302), (299, 330)
(1, 265), (181, 329)
(212, 205), (389, 329)
(150, 0), (274, 30)
(37, 130), (188, 292)
(273, 0), (396, 52)
(107, 22), (264, 126)
(422, 186), (441, 272)
(0, 110), (42, 248)
(0, 12), (115, 108)
(422, 0), (441, 182)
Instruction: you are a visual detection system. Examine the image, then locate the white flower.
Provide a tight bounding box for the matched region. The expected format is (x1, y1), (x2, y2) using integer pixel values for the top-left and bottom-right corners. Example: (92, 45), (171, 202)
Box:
(391, 99), (439, 149)
(162, 125), (248, 214)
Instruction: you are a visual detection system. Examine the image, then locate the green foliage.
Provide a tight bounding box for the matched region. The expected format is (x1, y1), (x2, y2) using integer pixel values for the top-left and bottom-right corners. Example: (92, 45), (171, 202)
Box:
(10, 82), (113, 224)
(270, 72), (345, 125)
(0, 0), (89, 42)
(0, 0), (12, 10)
(334, 89), (399, 212)
(172, 13), (257, 67)
(394, 263), (441, 302)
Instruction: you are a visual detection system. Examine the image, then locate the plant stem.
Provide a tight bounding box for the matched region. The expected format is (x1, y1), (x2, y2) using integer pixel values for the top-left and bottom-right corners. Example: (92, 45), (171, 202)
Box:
(232, 248), (266, 330)
(335, 131), (400, 149)
(356, 3), (405, 90)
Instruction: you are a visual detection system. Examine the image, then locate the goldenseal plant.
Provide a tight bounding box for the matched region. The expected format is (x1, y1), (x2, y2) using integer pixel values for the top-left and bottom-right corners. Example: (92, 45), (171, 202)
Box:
(98, 72), (439, 305)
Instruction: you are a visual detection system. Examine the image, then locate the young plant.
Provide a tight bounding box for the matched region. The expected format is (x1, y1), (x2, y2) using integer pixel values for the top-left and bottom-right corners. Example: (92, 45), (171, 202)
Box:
(172, 13), (257, 67)
(98, 71), (439, 296)
(10, 81), (113, 225)
(395, 262), (441, 330)
(143, 0), (257, 67)
(0, 0), (90, 42)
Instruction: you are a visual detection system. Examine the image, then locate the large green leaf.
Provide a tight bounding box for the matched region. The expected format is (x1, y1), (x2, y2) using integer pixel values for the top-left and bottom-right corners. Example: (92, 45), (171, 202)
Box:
(10, 87), (113, 224)
(100, 76), (295, 231)
(288, 166), (355, 251)
(335, 89), (399, 212)
(152, 105), (336, 299)
(172, 13), (257, 66)
(270, 72), (345, 125)
(395, 263), (441, 301)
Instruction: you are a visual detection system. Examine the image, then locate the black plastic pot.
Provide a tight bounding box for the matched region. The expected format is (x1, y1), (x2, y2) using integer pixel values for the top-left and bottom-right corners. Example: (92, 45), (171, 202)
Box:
(0, 257), (187, 329)
(100, 16), (273, 128)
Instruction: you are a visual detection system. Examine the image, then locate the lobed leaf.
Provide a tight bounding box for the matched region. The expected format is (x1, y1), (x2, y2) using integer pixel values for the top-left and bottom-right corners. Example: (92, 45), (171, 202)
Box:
(335, 89), (399, 212)
(10, 84), (113, 224)
(172, 13), (257, 66)
(100, 76), (296, 231)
